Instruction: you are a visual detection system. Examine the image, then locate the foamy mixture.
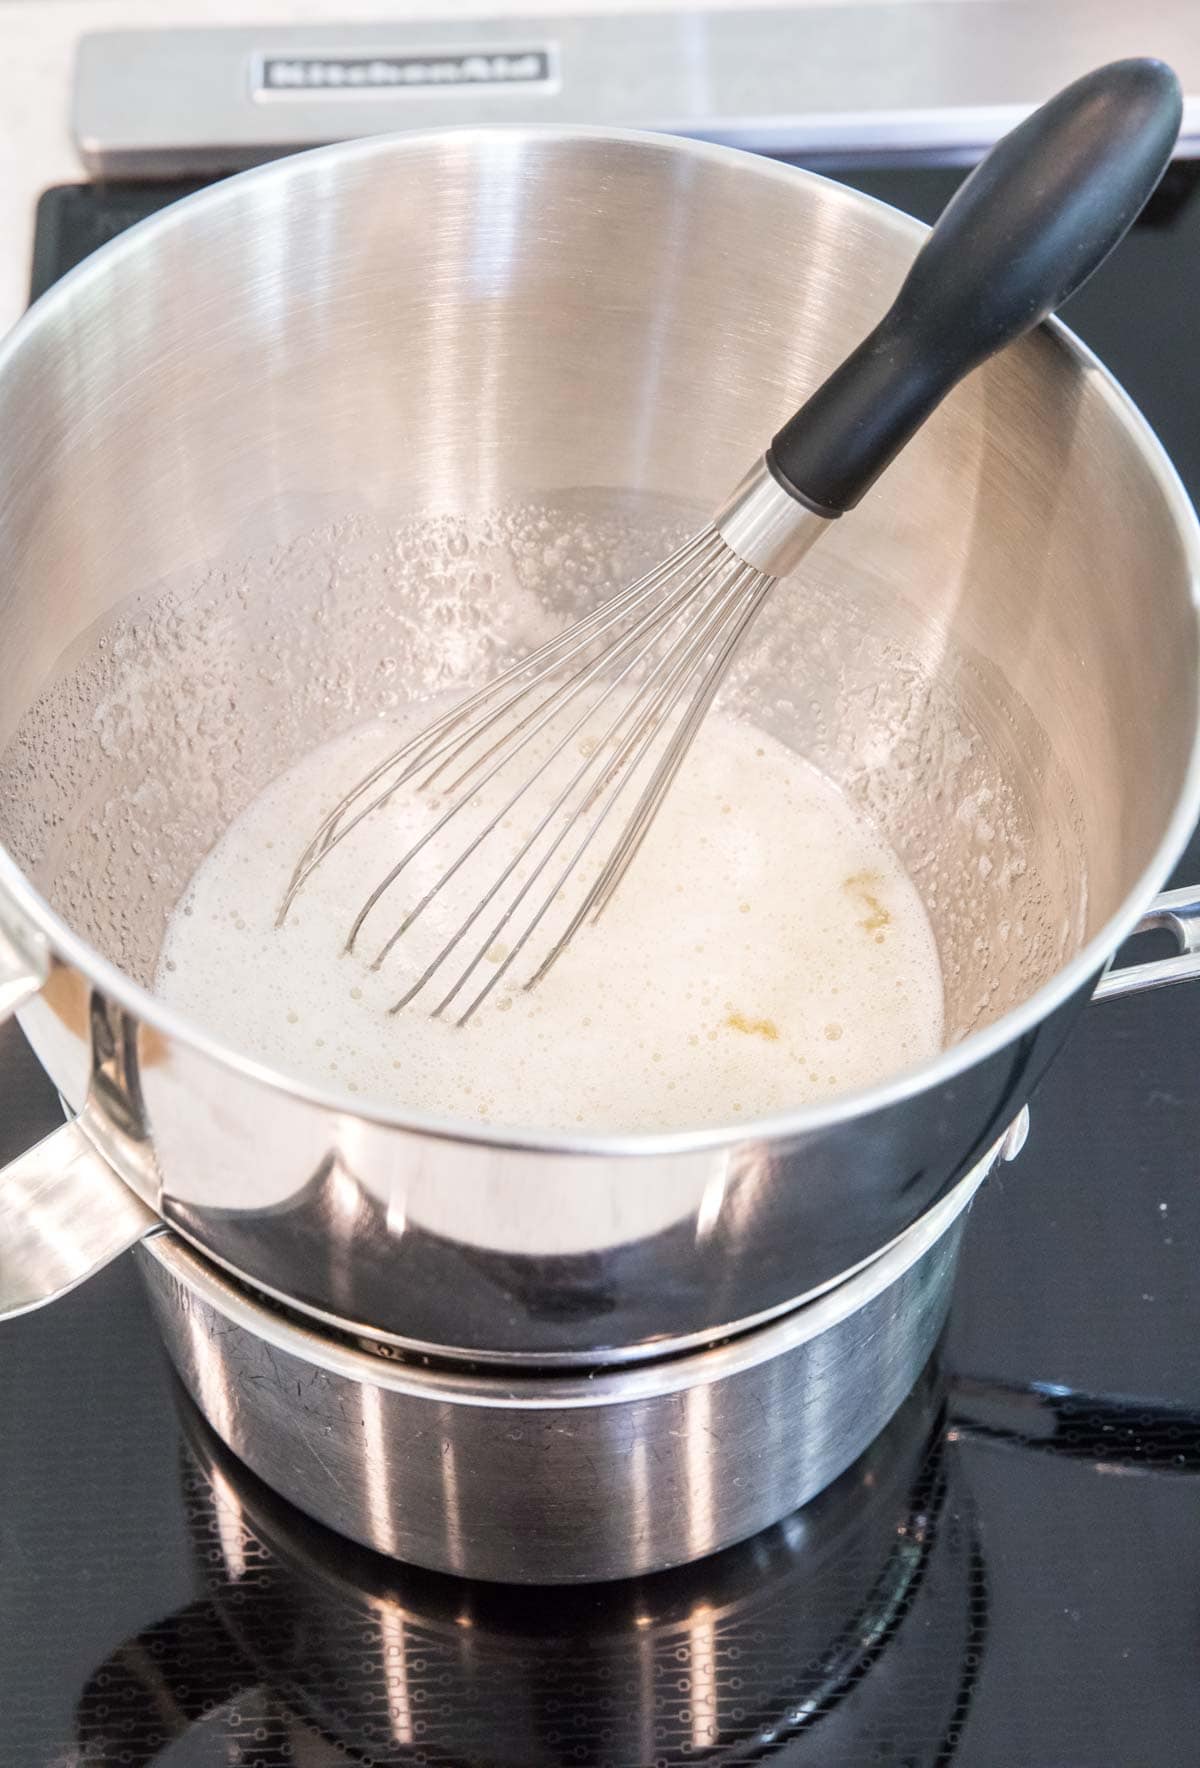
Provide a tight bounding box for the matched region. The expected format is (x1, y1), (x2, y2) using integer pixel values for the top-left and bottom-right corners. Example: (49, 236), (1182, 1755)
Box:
(156, 705), (944, 1132)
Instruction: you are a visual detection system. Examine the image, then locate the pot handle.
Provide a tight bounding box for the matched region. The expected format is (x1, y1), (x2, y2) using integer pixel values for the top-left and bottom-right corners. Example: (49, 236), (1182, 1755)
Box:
(0, 1118), (160, 1320)
(1092, 885), (1200, 1002)
(0, 886), (160, 1318)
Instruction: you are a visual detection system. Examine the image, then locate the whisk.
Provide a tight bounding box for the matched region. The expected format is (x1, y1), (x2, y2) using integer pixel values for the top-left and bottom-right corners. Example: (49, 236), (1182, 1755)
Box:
(280, 60), (1180, 1023)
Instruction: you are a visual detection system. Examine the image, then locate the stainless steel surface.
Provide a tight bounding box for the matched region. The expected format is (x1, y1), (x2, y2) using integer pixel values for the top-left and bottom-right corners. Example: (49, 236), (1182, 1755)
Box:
(0, 129), (1198, 1362)
(714, 457), (833, 574)
(1093, 883), (1200, 999)
(73, 4), (1200, 179)
(0, 1119), (157, 1319)
(139, 1142), (993, 1583)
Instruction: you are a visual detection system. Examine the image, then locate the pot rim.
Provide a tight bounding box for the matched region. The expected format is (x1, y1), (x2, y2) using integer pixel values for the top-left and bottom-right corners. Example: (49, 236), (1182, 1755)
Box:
(139, 1130), (993, 1409)
(4, 124), (1200, 1159)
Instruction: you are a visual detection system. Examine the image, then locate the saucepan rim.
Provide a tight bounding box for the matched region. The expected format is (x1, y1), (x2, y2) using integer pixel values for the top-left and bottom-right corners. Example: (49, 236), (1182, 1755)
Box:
(138, 1135), (992, 1407)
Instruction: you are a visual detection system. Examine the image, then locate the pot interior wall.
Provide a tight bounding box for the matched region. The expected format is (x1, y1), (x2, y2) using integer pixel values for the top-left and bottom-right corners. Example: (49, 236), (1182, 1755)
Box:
(0, 133), (1195, 1059)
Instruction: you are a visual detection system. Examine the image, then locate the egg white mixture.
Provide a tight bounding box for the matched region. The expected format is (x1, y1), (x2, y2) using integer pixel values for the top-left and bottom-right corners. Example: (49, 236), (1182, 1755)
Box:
(157, 706), (943, 1132)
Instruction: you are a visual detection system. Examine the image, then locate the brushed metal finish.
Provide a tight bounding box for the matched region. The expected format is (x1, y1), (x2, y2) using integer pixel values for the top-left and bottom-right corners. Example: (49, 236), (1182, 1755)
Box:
(714, 457), (832, 575)
(72, 6), (1200, 179)
(138, 1147), (991, 1583)
(0, 130), (1198, 1362)
(0, 1118), (157, 1319)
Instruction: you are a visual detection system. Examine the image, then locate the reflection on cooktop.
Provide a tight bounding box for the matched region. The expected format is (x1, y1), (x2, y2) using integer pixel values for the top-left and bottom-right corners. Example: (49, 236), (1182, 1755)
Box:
(80, 1371), (970, 1766)
(101, 1363), (1200, 1766)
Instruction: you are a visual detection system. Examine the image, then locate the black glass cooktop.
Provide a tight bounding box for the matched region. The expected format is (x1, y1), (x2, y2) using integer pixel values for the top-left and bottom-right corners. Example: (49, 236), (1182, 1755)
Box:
(5, 156), (1200, 1768)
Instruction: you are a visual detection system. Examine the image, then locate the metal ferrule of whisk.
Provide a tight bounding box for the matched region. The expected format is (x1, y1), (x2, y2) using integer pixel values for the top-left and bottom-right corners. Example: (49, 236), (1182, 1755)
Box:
(713, 456), (835, 578)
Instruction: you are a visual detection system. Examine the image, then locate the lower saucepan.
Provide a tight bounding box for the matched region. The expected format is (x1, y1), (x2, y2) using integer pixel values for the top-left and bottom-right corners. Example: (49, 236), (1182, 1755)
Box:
(138, 1135), (1003, 1582)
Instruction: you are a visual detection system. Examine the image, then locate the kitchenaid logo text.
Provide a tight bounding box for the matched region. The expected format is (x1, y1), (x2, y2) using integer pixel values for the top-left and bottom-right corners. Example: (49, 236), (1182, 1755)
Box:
(256, 50), (555, 96)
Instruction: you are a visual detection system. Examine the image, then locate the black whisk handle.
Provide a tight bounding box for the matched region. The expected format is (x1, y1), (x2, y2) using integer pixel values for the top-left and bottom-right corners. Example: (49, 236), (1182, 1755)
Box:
(768, 58), (1183, 515)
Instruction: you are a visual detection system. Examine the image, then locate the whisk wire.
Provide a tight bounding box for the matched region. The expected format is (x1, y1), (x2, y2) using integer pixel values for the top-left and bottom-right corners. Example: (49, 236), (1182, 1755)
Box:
(382, 543), (753, 1003)
(276, 528), (717, 923)
(423, 556), (771, 1024)
(534, 570), (777, 984)
(280, 514), (809, 1016)
(416, 533), (727, 801)
(353, 532), (729, 959)
(506, 566), (772, 1004)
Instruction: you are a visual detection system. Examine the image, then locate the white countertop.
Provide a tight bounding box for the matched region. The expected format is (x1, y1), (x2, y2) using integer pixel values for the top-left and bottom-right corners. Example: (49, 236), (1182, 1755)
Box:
(2, 0), (1198, 332)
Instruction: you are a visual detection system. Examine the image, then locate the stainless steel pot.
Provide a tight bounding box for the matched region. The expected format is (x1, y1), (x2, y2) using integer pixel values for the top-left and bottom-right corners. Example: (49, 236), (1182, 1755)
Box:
(137, 1134), (1000, 1582)
(2, 128), (1200, 1362)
